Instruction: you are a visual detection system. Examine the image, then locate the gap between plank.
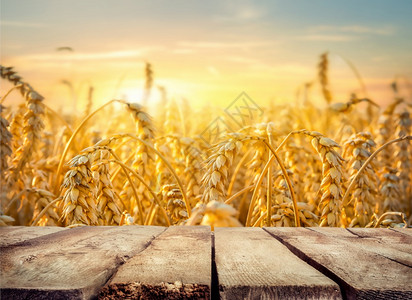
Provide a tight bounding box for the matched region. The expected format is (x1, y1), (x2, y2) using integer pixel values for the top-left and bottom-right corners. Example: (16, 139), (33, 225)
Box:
(345, 228), (366, 238)
(262, 228), (351, 300)
(377, 254), (412, 268)
(95, 227), (168, 298)
(211, 231), (220, 300)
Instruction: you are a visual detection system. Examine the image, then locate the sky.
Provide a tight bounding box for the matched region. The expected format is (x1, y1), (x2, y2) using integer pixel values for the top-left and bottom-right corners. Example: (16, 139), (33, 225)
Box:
(1, 0), (412, 111)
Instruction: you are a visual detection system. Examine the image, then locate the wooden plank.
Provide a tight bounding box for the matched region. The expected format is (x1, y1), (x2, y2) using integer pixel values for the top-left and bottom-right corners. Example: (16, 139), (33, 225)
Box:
(310, 227), (412, 263)
(348, 228), (412, 242)
(308, 227), (356, 238)
(391, 228), (412, 237)
(347, 228), (412, 255)
(0, 226), (68, 247)
(0, 226), (165, 300)
(309, 227), (412, 246)
(100, 226), (211, 299)
(214, 227), (341, 300)
(265, 227), (412, 299)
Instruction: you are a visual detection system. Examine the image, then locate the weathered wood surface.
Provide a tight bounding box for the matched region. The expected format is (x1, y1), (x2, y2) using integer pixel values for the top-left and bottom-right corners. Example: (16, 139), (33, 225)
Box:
(308, 227), (412, 266)
(0, 226), (165, 300)
(0, 226), (410, 299)
(0, 226), (67, 247)
(391, 227), (412, 237)
(100, 226), (211, 299)
(347, 228), (412, 257)
(214, 227), (341, 300)
(265, 227), (412, 300)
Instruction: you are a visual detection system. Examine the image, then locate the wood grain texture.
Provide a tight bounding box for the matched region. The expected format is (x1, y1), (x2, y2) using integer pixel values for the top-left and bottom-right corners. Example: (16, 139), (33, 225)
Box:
(391, 228), (412, 237)
(265, 227), (412, 300)
(1, 226), (409, 299)
(347, 228), (412, 256)
(101, 226), (211, 299)
(309, 227), (412, 266)
(215, 227), (342, 300)
(0, 226), (165, 300)
(0, 226), (67, 247)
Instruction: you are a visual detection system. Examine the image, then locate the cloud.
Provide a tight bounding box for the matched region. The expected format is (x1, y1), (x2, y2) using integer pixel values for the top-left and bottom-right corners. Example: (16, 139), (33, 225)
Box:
(19, 48), (160, 62)
(295, 24), (395, 42)
(296, 34), (358, 42)
(224, 55), (261, 64)
(173, 48), (195, 54)
(177, 41), (274, 49)
(213, 1), (265, 22)
(308, 25), (395, 36)
(31, 50), (142, 61)
(207, 66), (220, 76)
(273, 63), (313, 75)
(1, 20), (46, 28)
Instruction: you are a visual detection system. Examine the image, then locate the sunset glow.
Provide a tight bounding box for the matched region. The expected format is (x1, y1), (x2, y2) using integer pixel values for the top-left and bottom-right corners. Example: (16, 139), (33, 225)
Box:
(1, 0), (412, 111)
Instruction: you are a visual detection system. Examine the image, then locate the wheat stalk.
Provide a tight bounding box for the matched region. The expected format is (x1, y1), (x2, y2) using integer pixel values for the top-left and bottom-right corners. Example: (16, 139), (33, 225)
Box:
(107, 157), (171, 226)
(372, 212), (407, 228)
(92, 149), (122, 225)
(247, 124), (271, 226)
(304, 130), (344, 227)
(142, 62), (153, 106)
(201, 201), (242, 230)
(245, 130), (306, 227)
(28, 188), (59, 226)
(9, 88), (45, 182)
(380, 167), (402, 213)
(180, 137), (203, 206)
(0, 211), (15, 226)
(342, 135), (412, 207)
(318, 52), (332, 104)
(60, 154), (98, 226)
(55, 99), (123, 192)
(201, 133), (244, 203)
(343, 132), (378, 227)
(394, 111), (411, 215)
(121, 102), (155, 221)
(0, 105), (12, 180)
(162, 184), (188, 224)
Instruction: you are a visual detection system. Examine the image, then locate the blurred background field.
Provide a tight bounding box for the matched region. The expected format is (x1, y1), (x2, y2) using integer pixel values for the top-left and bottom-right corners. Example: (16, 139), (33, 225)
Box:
(0, 1), (411, 229)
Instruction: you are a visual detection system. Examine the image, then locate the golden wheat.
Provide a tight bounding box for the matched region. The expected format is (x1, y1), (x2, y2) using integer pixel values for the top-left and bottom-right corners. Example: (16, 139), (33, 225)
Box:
(0, 59), (411, 229)
(343, 132), (378, 227)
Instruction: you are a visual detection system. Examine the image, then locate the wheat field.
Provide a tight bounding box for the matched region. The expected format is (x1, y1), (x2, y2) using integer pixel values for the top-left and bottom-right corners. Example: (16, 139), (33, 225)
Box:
(0, 53), (411, 229)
